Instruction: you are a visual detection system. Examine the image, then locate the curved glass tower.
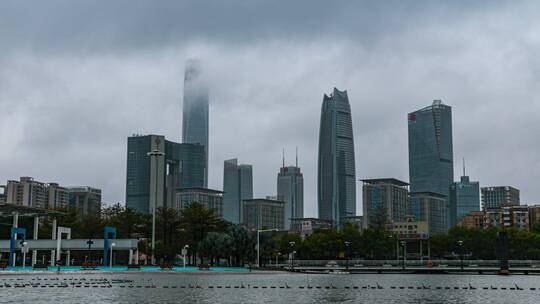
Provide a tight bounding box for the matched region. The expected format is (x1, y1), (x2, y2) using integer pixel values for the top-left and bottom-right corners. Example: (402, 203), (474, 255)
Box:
(182, 59), (209, 187)
(317, 88), (356, 227)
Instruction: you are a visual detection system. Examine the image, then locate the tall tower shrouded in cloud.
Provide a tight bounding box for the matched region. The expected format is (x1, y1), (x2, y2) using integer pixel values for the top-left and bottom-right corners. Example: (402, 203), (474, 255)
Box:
(317, 88), (356, 227)
(182, 59), (209, 187)
(408, 100), (454, 229)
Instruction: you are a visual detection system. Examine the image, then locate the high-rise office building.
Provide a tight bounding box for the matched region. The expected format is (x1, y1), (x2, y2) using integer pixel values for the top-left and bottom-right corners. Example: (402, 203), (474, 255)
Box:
(361, 178), (409, 229)
(481, 186), (520, 209)
(408, 100), (454, 227)
(126, 134), (205, 213)
(182, 59), (209, 187)
(223, 158), (253, 224)
(317, 88), (356, 227)
(409, 192), (448, 235)
(449, 171), (480, 227)
(242, 198), (285, 230)
(277, 154), (304, 229)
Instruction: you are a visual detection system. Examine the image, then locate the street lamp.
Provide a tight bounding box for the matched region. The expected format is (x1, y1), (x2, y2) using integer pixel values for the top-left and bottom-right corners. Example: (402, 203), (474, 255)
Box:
(344, 241), (351, 270)
(109, 243), (116, 269)
(400, 241), (407, 270)
(289, 241), (296, 270)
(458, 240), (464, 271)
(21, 241), (28, 269)
(182, 245), (189, 269)
(257, 229), (279, 267)
(147, 150), (165, 265)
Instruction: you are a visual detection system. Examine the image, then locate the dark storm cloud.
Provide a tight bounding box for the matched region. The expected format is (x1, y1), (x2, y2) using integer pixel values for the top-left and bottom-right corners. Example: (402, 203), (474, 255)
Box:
(1, 1), (539, 215)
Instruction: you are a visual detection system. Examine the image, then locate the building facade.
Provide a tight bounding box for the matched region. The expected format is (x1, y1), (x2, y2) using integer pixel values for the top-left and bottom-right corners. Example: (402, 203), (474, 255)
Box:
(0, 185), (5, 203)
(484, 206), (529, 230)
(529, 205), (540, 228)
(409, 192), (448, 235)
(175, 187), (223, 218)
(408, 100), (453, 228)
(182, 59), (209, 187)
(389, 216), (429, 240)
(318, 88), (356, 227)
(277, 165), (304, 230)
(68, 186), (102, 217)
(449, 175), (480, 227)
(481, 186), (520, 209)
(223, 158), (253, 224)
(48, 183), (70, 209)
(344, 215), (364, 231)
(4, 177), (69, 209)
(361, 178), (409, 229)
(126, 134), (205, 213)
(457, 211), (484, 229)
(290, 217), (332, 238)
(242, 198), (285, 230)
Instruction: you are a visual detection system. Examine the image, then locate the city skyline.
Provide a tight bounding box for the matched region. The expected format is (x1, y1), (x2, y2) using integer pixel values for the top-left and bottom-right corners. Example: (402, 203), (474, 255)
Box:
(2, 2), (540, 218)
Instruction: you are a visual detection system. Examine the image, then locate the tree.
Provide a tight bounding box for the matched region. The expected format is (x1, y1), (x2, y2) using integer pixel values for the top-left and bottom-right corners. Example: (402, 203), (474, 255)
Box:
(226, 224), (255, 266)
(180, 202), (228, 262)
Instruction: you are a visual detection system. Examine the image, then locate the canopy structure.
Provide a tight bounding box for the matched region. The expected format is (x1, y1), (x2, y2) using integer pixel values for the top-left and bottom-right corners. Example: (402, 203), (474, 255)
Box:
(0, 204), (139, 267)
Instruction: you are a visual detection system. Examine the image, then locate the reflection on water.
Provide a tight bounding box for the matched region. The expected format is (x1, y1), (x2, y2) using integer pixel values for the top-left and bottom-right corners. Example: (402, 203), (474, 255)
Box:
(0, 272), (539, 304)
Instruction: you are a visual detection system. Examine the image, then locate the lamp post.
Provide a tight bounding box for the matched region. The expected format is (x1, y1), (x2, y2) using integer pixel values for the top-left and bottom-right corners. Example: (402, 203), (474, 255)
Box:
(87, 239), (94, 263)
(344, 241), (351, 270)
(257, 229), (279, 267)
(458, 240), (464, 271)
(147, 150), (165, 265)
(289, 241), (296, 270)
(109, 243), (116, 269)
(182, 245), (189, 269)
(21, 241), (28, 269)
(401, 241), (406, 271)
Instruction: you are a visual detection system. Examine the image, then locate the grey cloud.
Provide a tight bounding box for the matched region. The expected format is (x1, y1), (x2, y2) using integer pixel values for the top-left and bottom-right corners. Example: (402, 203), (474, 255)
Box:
(1, 1), (540, 217)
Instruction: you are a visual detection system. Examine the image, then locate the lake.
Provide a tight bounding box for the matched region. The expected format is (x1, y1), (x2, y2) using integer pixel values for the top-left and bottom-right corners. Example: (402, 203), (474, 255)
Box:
(1, 271), (539, 303)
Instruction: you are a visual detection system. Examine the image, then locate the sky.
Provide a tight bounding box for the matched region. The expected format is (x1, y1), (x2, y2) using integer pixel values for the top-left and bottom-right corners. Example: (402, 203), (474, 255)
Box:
(1, 1), (539, 217)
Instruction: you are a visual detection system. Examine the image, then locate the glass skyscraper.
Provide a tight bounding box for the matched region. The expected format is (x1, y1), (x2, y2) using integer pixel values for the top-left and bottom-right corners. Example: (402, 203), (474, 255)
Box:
(449, 175), (480, 227)
(182, 59), (209, 187)
(277, 164), (304, 230)
(317, 88), (356, 227)
(126, 134), (205, 213)
(222, 158), (253, 224)
(408, 100), (453, 228)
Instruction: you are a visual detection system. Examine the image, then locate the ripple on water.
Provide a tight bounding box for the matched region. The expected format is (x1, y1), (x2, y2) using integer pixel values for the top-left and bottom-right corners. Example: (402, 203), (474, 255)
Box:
(0, 272), (538, 304)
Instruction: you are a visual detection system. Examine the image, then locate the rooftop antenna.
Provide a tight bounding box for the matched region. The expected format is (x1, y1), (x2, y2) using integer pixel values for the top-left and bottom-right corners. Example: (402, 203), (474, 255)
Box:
(295, 146), (298, 167)
(282, 148), (285, 168)
(463, 158), (466, 176)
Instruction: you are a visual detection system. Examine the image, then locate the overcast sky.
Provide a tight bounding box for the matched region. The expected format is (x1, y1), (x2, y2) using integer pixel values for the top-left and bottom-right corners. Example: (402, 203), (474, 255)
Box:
(1, 1), (539, 216)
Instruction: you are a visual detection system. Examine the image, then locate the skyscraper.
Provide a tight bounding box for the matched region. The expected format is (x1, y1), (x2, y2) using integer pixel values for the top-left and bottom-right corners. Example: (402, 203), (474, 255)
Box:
(126, 134), (205, 213)
(182, 59), (209, 187)
(222, 158), (253, 224)
(317, 88), (356, 227)
(277, 151), (304, 229)
(408, 100), (454, 227)
(449, 164), (480, 227)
